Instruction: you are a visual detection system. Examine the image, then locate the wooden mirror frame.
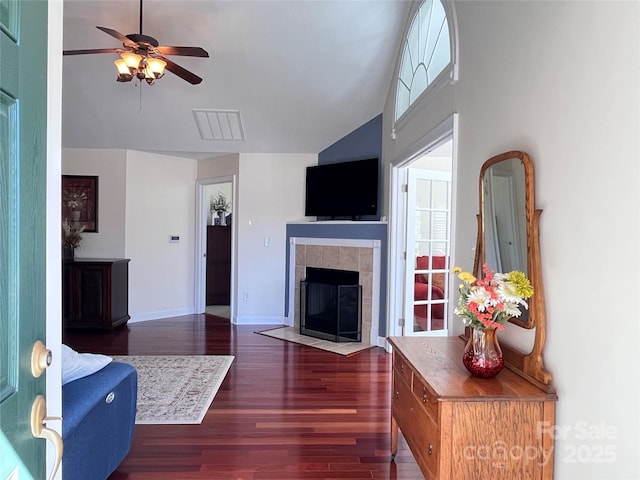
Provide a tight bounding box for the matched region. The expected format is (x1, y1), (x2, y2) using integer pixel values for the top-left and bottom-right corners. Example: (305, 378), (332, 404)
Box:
(472, 151), (553, 390)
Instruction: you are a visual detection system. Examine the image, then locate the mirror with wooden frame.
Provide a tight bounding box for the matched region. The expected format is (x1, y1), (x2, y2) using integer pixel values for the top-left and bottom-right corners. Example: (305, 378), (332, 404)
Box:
(472, 151), (553, 390)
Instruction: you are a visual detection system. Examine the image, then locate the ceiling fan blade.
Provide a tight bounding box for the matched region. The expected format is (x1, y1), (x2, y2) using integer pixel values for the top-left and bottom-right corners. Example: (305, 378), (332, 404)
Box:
(160, 56), (203, 85)
(63, 48), (122, 56)
(96, 26), (138, 48)
(156, 46), (209, 58)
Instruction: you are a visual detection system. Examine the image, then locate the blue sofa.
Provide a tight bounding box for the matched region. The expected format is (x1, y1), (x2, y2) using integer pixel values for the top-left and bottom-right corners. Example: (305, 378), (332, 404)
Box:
(62, 361), (137, 480)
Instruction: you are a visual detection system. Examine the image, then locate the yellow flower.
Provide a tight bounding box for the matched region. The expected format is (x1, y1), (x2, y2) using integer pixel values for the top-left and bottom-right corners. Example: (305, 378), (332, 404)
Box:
(453, 266), (476, 283)
(506, 270), (534, 298)
(459, 271), (476, 284)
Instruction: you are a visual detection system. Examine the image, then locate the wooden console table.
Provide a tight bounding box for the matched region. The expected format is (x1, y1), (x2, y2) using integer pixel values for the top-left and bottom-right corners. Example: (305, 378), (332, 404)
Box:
(63, 258), (130, 330)
(388, 336), (557, 479)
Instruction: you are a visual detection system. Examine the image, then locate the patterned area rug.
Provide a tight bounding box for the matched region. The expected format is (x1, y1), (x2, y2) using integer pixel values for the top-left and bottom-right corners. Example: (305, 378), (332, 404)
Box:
(112, 355), (234, 425)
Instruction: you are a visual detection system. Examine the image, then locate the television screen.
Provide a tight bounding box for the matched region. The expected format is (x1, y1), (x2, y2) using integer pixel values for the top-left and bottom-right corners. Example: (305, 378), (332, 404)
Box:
(305, 158), (379, 219)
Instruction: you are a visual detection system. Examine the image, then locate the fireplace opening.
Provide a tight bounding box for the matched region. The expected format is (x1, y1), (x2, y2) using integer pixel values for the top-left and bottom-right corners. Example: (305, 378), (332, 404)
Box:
(300, 267), (362, 342)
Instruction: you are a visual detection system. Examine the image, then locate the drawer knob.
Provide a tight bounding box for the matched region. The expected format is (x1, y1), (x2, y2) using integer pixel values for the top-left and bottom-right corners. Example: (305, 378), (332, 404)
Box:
(422, 386), (428, 403)
(427, 443), (433, 455)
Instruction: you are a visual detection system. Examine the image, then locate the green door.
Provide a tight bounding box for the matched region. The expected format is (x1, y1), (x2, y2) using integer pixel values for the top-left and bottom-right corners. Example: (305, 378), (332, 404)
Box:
(0, 0), (49, 478)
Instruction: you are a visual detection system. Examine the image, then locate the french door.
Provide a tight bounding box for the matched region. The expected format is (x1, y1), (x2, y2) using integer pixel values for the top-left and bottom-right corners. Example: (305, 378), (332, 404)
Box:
(403, 168), (452, 336)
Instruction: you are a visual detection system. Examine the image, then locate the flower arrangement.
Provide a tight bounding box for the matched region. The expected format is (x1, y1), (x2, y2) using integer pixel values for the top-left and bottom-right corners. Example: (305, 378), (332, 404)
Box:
(452, 263), (534, 330)
(62, 219), (85, 249)
(64, 189), (87, 211)
(210, 193), (230, 216)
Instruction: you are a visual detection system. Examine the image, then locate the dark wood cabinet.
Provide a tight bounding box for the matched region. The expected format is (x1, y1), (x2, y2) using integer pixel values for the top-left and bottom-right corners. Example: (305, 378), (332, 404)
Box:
(206, 226), (231, 305)
(63, 258), (130, 329)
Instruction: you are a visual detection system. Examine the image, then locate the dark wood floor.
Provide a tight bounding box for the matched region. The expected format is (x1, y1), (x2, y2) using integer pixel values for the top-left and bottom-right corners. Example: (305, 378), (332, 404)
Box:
(63, 314), (422, 480)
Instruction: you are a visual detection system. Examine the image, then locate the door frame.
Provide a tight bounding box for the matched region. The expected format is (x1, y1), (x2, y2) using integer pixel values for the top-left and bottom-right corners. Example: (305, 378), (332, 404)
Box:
(387, 114), (459, 339)
(195, 176), (237, 321)
(46, 1), (64, 478)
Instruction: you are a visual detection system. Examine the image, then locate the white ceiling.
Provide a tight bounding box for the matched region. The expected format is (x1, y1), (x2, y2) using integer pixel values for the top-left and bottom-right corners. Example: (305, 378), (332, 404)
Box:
(61, 0), (412, 158)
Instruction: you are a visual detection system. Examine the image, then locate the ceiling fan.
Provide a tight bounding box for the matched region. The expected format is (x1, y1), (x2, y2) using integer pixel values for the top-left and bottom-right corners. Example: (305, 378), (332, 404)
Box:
(63, 0), (209, 85)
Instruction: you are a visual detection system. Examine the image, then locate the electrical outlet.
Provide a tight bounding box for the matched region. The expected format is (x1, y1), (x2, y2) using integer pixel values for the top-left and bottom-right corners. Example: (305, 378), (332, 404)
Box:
(264, 237), (270, 247)
(242, 292), (249, 301)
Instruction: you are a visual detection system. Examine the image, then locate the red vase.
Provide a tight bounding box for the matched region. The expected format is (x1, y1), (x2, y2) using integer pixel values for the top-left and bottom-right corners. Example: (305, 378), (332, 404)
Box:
(462, 327), (504, 378)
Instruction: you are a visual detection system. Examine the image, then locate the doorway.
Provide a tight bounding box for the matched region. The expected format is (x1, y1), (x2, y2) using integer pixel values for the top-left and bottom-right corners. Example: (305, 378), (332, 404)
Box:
(387, 115), (458, 338)
(403, 144), (453, 336)
(195, 177), (236, 320)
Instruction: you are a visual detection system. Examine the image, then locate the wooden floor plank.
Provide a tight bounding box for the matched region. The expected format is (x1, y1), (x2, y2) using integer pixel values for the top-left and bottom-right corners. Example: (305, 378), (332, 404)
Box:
(64, 314), (421, 479)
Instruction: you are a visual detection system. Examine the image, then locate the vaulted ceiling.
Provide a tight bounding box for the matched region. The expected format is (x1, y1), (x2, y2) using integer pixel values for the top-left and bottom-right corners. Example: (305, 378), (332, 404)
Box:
(61, 0), (412, 158)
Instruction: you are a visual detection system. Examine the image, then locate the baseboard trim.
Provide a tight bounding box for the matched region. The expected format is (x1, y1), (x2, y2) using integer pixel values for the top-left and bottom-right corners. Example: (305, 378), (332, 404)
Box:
(233, 316), (286, 325)
(129, 307), (195, 323)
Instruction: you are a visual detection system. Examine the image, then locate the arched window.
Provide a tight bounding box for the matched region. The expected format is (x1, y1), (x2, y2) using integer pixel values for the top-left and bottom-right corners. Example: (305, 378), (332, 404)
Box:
(395, 0), (456, 122)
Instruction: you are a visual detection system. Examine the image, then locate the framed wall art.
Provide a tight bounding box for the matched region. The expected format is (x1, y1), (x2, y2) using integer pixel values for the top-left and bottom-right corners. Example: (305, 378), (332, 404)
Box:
(62, 175), (98, 232)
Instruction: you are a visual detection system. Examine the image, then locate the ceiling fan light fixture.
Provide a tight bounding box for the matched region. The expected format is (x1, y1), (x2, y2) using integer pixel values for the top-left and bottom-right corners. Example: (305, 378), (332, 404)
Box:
(114, 58), (129, 74)
(145, 57), (167, 78)
(114, 58), (133, 82)
(63, 0), (209, 86)
(142, 66), (155, 85)
(121, 52), (142, 69)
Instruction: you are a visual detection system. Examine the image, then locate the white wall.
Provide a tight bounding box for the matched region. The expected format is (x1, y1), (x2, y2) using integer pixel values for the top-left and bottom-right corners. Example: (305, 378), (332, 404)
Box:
(383, 1), (639, 478)
(197, 153), (240, 179)
(63, 148), (199, 322)
(235, 153), (317, 323)
(62, 148), (127, 257)
(124, 151), (198, 321)
(62, 149), (317, 325)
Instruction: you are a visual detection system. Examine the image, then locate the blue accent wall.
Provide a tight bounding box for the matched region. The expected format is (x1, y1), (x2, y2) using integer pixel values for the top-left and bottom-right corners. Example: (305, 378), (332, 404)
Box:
(319, 114), (382, 165)
(318, 114), (383, 222)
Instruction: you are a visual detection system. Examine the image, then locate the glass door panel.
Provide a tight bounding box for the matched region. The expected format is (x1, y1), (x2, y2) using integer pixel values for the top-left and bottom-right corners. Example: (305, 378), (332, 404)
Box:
(405, 169), (452, 336)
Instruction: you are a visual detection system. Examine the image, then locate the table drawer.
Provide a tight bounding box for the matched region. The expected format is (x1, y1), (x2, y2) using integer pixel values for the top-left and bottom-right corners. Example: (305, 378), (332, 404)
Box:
(412, 372), (439, 425)
(393, 368), (440, 478)
(393, 350), (413, 386)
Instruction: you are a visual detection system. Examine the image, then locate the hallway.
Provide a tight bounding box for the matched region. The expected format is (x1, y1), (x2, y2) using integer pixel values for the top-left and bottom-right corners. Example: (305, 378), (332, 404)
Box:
(204, 305), (230, 319)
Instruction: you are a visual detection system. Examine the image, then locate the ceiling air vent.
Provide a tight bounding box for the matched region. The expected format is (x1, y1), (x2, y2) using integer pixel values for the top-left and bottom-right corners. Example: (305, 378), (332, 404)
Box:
(193, 109), (245, 141)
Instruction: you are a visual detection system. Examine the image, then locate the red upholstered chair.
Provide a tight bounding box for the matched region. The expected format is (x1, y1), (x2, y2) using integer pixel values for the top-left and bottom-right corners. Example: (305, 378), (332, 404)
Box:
(414, 255), (447, 331)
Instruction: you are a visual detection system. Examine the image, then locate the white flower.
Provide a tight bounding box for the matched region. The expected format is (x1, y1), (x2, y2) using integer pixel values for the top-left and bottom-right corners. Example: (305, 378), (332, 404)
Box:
(452, 263), (534, 330)
(497, 281), (529, 307)
(466, 287), (492, 312)
(210, 193), (230, 215)
(502, 302), (523, 317)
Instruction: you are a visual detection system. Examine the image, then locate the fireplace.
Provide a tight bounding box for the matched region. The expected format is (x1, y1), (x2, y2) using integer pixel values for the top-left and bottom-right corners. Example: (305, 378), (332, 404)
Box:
(288, 236), (382, 346)
(300, 267), (362, 342)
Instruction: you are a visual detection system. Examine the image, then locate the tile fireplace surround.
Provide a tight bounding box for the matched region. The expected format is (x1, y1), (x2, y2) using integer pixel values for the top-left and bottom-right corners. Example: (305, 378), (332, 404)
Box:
(287, 237), (381, 346)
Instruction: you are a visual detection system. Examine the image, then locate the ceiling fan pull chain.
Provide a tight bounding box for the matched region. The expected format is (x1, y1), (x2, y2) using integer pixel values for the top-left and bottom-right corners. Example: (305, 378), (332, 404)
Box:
(139, 85), (143, 114)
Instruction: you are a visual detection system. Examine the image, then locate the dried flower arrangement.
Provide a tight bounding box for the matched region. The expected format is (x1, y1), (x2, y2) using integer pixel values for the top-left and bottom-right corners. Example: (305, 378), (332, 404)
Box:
(62, 219), (85, 249)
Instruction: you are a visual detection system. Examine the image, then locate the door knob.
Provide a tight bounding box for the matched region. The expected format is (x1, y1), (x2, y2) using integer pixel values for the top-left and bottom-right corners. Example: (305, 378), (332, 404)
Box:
(30, 395), (63, 480)
(31, 340), (52, 378)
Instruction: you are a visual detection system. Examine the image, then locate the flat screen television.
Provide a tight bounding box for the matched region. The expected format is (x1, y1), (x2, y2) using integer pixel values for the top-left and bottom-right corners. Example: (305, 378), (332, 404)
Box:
(304, 158), (379, 219)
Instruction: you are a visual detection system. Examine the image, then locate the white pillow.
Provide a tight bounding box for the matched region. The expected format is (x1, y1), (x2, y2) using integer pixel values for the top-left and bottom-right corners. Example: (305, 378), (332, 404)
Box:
(61, 344), (112, 385)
